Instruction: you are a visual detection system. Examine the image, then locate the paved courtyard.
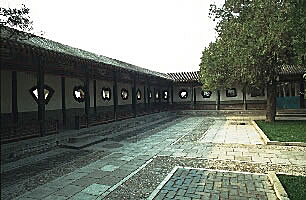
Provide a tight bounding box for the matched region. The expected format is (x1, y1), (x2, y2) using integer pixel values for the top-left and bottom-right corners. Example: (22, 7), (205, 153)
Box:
(1, 116), (306, 199)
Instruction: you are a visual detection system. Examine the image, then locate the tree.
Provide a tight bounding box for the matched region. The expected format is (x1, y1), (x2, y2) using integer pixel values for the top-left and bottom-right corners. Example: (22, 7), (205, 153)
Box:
(200, 0), (306, 122)
(0, 4), (33, 30)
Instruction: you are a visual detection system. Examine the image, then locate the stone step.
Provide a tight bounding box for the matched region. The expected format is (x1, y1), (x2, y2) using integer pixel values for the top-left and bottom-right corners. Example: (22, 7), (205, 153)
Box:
(60, 114), (179, 149)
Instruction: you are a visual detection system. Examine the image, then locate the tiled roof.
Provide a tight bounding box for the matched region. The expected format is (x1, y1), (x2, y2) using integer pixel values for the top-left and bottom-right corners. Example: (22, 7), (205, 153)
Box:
(167, 71), (200, 82)
(278, 64), (305, 75)
(0, 26), (169, 79)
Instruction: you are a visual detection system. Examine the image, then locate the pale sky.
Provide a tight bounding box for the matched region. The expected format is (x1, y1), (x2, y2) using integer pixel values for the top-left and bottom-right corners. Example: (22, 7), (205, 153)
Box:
(1, 0), (224, 73)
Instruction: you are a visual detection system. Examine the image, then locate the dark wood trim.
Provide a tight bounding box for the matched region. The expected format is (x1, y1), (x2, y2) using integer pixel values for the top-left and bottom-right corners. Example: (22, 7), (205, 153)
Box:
(36, 56), (45, 136)
(171, 84), (174, 104)
(113, 70), (118, 120)
(216, 90), (220, 110)
(144, 85), (147, 109)
(132, 73), (136, 117)
(193, 87), (196, 106)
(300, 81), (305, 108)
(84, 76), (90, 117)
(94, 80), (97, 113)
(243, 86), (247, 110)
(61, 77), (66, 127)
(147, 77), (151, 109)
(12, 71), (18, 123)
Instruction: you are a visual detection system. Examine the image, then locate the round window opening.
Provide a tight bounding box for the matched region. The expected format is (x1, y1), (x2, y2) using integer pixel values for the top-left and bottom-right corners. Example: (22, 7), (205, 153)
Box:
(179, 89), (188, 99)
(101, 87), (111, 101)
(121, 88), (129, 100)
(73, 86), (85, 102)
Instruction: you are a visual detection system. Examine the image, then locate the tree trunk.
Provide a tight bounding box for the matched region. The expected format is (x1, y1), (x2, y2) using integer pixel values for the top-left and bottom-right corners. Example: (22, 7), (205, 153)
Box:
(266, 80), (276, 122)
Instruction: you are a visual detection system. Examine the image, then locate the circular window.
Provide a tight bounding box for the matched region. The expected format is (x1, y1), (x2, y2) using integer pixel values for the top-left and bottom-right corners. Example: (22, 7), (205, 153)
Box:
(101, 87), (111, 101)
(201, 90), (212, 98)
(162, 90), (168, 100)
(136, 89), (141, 100)
(155, 90), (160, 100)
(73, 86), (85, 103)
(179, 89), (188, 99)
(121, 88), (129, 100)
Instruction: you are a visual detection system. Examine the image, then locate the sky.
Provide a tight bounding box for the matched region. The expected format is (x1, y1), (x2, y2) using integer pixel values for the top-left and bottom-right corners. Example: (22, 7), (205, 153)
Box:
(1, 0), (224, 73)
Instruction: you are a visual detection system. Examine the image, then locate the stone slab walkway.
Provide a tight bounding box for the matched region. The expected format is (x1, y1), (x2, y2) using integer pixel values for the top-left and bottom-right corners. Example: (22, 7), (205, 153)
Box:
(199, 120), (263, 145)
(2, 115), (305, 200)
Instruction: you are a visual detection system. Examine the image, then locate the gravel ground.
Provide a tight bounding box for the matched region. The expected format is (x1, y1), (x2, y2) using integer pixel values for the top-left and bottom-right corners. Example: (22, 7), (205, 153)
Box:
(1, 149), (109, 200)
(104, 156), (306, 200)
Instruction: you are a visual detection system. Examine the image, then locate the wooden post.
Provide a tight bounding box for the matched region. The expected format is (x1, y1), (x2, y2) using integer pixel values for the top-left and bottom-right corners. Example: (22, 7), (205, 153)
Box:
(61, 77), (66, 127)
(216, 90), (220, 110)
(132, 73), (137, 117)
(147, 77), (151, 110)
(144, 85), (147, 110)
(36, 56), (45, 137)
(94, 80), (97, 114)
(193, 87), (196, 109)
(171, 84), (174, 104)
(12, 71), (18, 123)
(300, 81), (305, 108)
(113, 70), (118, 120)
(243, 86), (247, 110)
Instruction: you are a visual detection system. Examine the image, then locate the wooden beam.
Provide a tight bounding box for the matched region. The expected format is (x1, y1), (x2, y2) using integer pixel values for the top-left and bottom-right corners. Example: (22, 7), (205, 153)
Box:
(12, 71), (18, 123)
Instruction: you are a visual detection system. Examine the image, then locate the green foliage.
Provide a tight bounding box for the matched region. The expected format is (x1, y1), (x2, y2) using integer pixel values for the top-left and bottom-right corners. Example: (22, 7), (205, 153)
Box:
(256, 120), (306, 142)
(200, 0), (306, 91)
(0, 4), (33, 32)
(278, 174), (306, 200)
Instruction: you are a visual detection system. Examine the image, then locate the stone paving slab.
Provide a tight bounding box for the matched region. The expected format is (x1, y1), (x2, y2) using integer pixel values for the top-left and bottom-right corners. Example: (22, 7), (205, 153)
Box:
(149, 167), (277, 200)
(199, 120), (263, 145)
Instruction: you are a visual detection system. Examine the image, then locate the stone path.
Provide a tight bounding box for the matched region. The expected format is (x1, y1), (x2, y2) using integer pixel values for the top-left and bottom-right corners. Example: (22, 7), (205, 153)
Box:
(3, 115), (305, 200)
(199, 120), (263, 145)
(150, 167), (276, 200)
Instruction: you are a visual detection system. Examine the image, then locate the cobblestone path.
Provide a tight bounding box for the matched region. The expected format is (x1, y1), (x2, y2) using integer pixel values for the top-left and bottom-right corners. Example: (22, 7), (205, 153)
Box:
(4, 116), (306, 200)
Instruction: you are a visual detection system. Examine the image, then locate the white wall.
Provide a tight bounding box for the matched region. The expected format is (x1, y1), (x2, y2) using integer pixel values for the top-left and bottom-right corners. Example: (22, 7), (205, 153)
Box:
(118, 82), (132, 105)
(66, 77), (84, 109)
(17, 71), (37, 112)
(45, 74), (61, 110)
(1, 70), (12, 113)
(96, 80), (114, 106)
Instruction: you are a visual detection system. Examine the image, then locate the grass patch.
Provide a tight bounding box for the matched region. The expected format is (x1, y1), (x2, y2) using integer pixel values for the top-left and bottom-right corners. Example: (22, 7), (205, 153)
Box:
(277, 174), (306, 200)
(256, 120), (306, 142)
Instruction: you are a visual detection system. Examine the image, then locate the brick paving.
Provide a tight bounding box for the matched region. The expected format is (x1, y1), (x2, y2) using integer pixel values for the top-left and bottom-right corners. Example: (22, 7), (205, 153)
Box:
(151, 167), (277, 200)
(2, 115), (305, 200)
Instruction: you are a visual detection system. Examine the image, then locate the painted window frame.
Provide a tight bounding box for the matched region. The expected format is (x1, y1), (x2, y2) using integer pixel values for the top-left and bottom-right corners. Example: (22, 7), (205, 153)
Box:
(179, 89), (188, 99)
(73, 85), (85, 103)
(101, 87), (112, 101)
(201, 90), (212, 98)
(29, 84), (55, 105)
(121, 88), (129, 100)
(226, 88), (237, 97)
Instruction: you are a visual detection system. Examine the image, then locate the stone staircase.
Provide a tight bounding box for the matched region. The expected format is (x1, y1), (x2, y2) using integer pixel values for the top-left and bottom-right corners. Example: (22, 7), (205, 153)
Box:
(60, 112), (181, 149)
(276, 109), (306, 120)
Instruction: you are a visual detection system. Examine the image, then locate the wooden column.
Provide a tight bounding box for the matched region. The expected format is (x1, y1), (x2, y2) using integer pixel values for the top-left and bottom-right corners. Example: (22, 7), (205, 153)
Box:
(84, 74), (90, 116)
(300, 81), (305, 108)
(94, 80), (97, 114)
(12, 71), (18, 123)
(243, 86), (247, 110)
(61, 77), (66, 127)
(132, 73), (137, 117)
(36, 56), (45, 137)
(113, 70), (118, 120)
(171, 84), (174, 104)
(193, 87), (196, 109)
(147, 77), (151, 110)
(144, 85), (147, 110)
(216, 90), (220, 110)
